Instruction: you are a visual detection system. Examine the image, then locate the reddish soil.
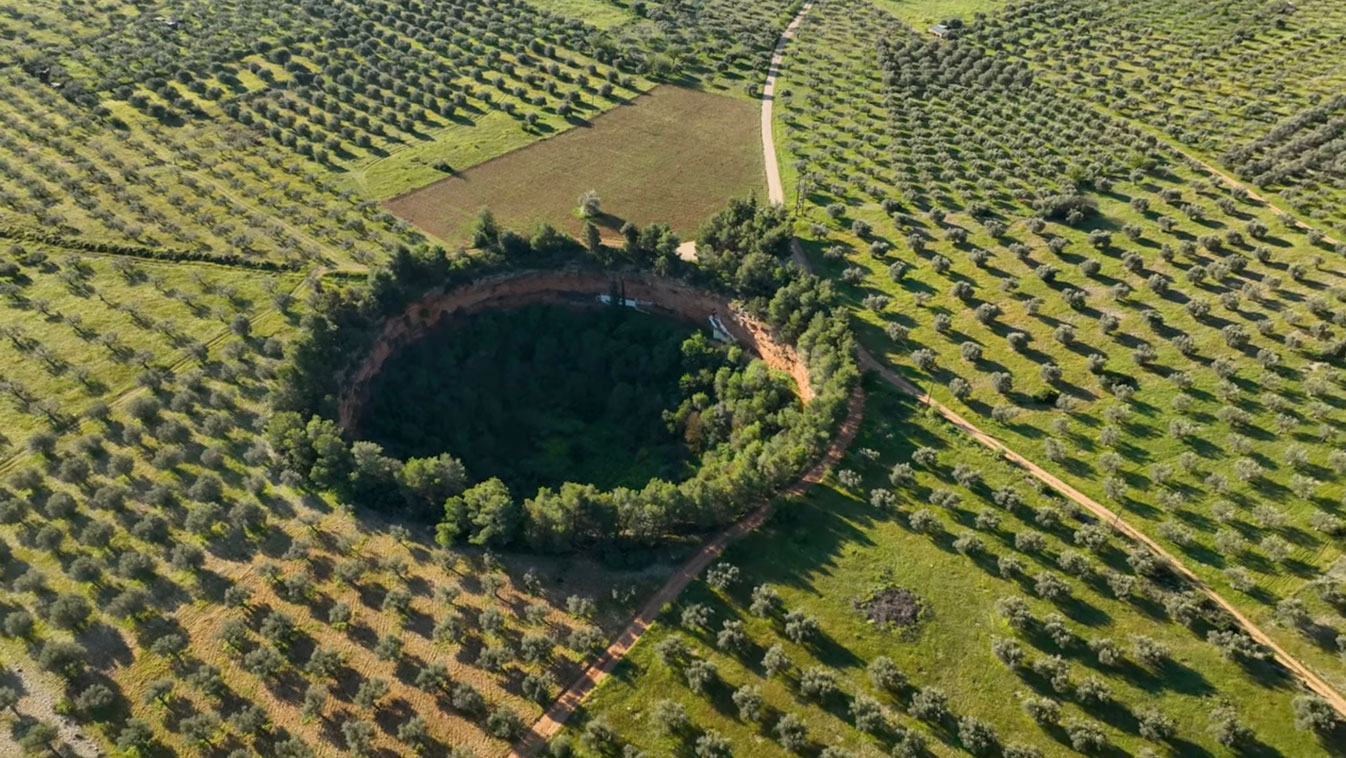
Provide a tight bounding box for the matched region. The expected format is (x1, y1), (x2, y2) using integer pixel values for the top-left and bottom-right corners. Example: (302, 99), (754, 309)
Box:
(336, 267), (815, 433)
(333, 262), (868, 758)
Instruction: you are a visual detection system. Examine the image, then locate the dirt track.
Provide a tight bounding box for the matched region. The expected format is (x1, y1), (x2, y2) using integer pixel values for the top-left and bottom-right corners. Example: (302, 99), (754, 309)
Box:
(762, 1), (814, 205)
(508, 386), (864, 758)
(337, 268), (814, 433)
(1178, 151), (1339, 246)
(500, 6), (838, 753)
(855, 347), (1346, 716)
(0, 662), (100, 758)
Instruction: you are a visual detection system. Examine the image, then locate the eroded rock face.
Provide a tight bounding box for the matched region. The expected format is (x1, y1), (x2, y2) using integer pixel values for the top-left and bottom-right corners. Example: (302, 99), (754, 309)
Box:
(337, 268), (814, 433)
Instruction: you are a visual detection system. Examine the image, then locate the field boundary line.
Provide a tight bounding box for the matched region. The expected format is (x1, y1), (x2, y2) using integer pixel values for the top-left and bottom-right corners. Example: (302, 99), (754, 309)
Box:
(1163, 144), (1340, 246)
(507, 385), (865, 758)
(0, 225), (300, 272)
(1057, 82), (1341, 245)
(351, 85), (658, 200)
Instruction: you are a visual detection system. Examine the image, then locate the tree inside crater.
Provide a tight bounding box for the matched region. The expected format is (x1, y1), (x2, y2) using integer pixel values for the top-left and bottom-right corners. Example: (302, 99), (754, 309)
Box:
(359, 303), (788, 494)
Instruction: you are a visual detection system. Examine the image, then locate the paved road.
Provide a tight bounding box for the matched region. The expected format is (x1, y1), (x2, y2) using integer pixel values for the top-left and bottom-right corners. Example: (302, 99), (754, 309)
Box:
(507, 387), (864, 758)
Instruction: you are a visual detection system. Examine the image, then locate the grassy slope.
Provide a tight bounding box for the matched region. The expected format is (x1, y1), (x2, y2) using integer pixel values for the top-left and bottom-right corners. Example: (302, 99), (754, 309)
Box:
(526, 0), (636, 29)
(869, 0), (1007, 28)
(569, 380), (1335, 757)
(383, 85), (764, 244)
(0, 249), (299, 454)
(772, 0), (1346, 696)
(807, 130), (1346, 696)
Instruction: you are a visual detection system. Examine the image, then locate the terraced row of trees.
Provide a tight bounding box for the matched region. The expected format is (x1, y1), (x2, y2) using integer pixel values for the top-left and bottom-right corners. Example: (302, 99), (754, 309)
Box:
(0, 234), (661, 757)
(0, 67), (413, 266)
(0, 244), (295, 456)
(957, 0), (1346, 231)
(25, 0), (799, 183)
(765, 0), (1346, 740)
(560, 384), (1342, 757)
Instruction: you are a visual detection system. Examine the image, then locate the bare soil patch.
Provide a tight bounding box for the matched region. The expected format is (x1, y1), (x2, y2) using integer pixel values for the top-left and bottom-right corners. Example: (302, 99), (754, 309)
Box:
(856, 585), (927, 630)
(0, 661), (99, 758)
(383, 85), (763, 244)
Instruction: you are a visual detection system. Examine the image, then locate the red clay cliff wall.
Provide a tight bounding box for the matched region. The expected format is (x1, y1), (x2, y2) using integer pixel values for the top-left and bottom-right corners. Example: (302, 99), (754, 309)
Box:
(337, 268), (814, 433)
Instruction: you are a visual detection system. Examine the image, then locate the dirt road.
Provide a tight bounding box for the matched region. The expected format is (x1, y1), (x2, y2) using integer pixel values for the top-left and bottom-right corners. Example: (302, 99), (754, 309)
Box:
(762, 1), (815, 205)
(0, 662), (101, 758)
(1172, 147), (1339, 246)
(508, 386), (864, 758)
(854, 347), (1346, 716)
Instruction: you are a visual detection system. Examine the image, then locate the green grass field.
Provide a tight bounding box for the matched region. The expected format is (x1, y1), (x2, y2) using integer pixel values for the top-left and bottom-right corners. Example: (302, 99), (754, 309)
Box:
(526, 0), (636, 29)
(564, 379), (1338, 757)
(869, 0), (1007, 28)
(383, 85), (765, 244)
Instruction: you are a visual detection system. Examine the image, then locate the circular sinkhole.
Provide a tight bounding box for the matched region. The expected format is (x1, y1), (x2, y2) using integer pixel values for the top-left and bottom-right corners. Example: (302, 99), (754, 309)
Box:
(355, 302), (774, 493)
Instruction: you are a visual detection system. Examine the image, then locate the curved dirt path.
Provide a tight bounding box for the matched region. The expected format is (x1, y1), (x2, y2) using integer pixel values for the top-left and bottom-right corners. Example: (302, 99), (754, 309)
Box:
(855, 347), (1346, 716)
(763, 1), (815, 205)
(509, 386), (865, 758)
